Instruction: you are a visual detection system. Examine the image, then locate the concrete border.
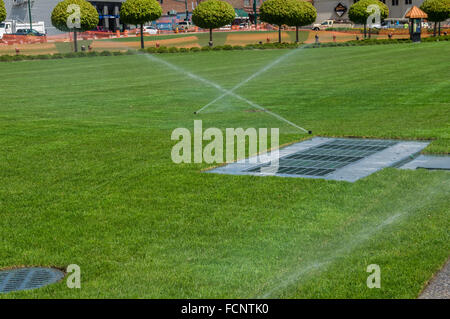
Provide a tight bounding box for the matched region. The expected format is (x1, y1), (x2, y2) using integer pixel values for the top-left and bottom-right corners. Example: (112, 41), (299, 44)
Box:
(205, 137), (430, 182)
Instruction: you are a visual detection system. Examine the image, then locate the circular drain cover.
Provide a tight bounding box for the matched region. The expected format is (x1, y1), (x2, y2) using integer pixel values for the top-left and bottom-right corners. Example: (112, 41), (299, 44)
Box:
(0, 267), (64, 293)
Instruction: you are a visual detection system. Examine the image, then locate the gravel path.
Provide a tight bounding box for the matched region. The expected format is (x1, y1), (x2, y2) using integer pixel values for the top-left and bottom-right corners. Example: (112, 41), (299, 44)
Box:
(419, 259), (450, 299)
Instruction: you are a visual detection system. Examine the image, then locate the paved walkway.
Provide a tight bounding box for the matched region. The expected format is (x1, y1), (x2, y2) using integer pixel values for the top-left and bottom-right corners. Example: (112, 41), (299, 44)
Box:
(419, 259), (450, 299)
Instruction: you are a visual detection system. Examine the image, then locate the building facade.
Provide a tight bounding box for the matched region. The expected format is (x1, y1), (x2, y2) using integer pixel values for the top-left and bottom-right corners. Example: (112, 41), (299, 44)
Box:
(2, 0), (433, 35)
(313, 0), (427, 23)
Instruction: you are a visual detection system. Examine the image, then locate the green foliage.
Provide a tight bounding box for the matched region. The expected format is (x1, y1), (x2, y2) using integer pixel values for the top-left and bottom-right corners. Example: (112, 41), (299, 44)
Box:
(285, 0), (317, 27)
(420, 0), (450, 23)
(51, 0), (99, 32)
(0, 0), (6, 23)
(259, 0), (293, 26)
(120, 0), (162, 25)
(192, 0), (235, 30)
(348, 0), (389, 25)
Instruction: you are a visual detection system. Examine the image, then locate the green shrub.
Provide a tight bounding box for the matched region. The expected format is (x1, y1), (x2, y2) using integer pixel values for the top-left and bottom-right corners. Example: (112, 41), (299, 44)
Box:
(201, 46), (211, 51)
(64, 52), (77, 58)
(87, 51), (99, 57)
(168, 46), (179, 53)
(12, 55), (25, 61)
(223, 44), (233, 50)
(36, 54), (50, 60)
(113, 51), (123, 56)
(0, 55), (13, 62)
(157, 46), (168, 53)
(99, 50), (112, 56)
(51, 53), (64, 59)
(190, 47), (200, 52)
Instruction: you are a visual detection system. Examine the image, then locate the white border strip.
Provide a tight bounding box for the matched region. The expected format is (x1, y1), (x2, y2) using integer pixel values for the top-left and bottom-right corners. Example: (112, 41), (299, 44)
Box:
(206, 138), (430, 182)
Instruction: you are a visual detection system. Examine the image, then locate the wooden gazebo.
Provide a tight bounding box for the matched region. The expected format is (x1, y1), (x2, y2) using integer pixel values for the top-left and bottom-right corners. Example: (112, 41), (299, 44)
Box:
(405, 6), (428, 42)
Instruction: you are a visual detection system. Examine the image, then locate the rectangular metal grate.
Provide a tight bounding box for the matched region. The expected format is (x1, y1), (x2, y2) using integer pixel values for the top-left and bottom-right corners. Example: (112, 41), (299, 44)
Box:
(247, 139), (398, 177)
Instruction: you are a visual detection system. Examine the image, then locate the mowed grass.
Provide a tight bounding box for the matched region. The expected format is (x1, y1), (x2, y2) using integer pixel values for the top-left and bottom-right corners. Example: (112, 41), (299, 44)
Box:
(0, 42), (449, 298)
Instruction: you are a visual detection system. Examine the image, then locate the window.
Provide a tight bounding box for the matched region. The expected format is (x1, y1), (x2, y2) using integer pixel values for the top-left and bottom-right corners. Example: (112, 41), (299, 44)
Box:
(244, 0), (250, 6)
(380, 0), (385, 3)
(392, 0), (399, 5)
(405, 0), (412, 4)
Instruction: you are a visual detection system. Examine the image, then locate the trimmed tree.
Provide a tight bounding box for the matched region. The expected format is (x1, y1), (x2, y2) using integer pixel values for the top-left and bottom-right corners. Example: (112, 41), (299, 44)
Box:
(260, 0), (293, 43)
(1, 0), (7, 23)
(120, 0), (162, 49)
(348, 0), (388, 39)
(286, 0), (317, 43)
(51, 0), (98, 52)
(192, 0), (235, 47)
(420, 0), (450, 36)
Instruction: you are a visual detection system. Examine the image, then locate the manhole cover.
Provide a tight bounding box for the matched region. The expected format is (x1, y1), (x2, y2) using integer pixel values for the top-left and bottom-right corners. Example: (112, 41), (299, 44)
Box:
(0, 267), (64, 294)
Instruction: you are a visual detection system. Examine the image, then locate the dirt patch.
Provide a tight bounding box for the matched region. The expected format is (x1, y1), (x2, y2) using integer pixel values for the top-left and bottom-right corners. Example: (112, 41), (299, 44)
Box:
(304, 31), (412, 43)
(0, 42), (58, 55)
(91, 41), (130, 50)
(92, 36), (200, 50)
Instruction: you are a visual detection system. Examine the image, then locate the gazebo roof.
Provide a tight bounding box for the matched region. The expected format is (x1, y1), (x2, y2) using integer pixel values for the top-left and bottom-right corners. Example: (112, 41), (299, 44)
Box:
(405, 6), (428, 19)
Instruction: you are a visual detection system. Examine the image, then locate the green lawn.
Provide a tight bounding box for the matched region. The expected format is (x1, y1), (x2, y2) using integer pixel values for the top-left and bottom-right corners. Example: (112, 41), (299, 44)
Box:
(0, 42), (449, 298)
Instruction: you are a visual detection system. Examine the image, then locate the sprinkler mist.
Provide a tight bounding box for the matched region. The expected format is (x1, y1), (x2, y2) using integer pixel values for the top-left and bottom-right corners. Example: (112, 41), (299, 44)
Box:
(137, 46), (311, 134)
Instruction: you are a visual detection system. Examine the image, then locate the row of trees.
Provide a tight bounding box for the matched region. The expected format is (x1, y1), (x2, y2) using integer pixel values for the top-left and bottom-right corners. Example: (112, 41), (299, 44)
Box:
(0, 0), (449, 51)
(421, 0), (450, 36)
(0, 0), (6, 24)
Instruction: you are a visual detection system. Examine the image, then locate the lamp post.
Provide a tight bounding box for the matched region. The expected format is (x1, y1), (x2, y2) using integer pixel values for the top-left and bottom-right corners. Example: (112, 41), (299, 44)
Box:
(27, 0), (33, 32)
(253, 0), (257, 28)
(185, 0), (189, 21)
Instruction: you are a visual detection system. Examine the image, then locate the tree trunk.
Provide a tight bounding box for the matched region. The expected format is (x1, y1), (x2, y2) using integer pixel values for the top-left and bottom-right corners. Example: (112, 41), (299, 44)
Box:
(364, 23), (367, 39)
(278, 25), (281, 43)
(434, 22), (437, 36)
(209, 28), (213, 47)
(438, 22), (441, 36)
(140, 24), (144, 49)
(73, 30), (78, 52)
(296, 26), (299, 43)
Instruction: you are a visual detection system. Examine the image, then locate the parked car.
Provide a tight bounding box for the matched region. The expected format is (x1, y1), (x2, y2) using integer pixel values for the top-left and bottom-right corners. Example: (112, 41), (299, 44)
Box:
(143, 26), (158, 35)
(312, 20), (353, 31)
(13, 29), (45, 36)
(176, 21), (194, 31)
(219, 24), (232, 30)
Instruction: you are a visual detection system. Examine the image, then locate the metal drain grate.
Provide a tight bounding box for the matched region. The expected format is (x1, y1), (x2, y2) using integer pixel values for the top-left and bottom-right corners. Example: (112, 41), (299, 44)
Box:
(0, 267), (64, 293)
(247, 139), (398, 177)
(207, 137), (430, 182)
